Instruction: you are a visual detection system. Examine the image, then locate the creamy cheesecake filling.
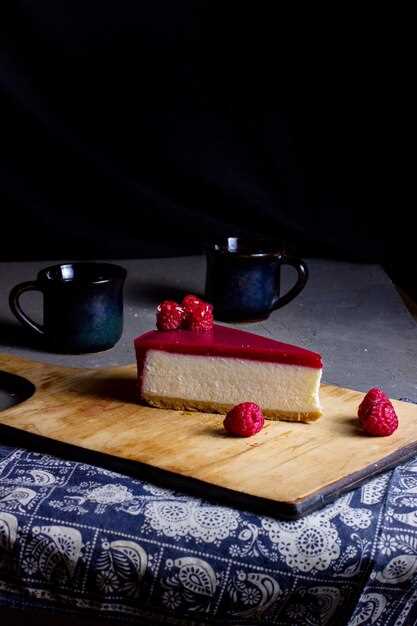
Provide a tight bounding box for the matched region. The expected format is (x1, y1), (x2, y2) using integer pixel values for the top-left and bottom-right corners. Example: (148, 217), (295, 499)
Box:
(141, 349), (322, 417)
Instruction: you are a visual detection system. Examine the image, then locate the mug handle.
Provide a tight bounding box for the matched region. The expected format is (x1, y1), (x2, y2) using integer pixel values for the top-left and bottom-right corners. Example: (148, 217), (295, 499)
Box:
(9, 281), (45, 336)
(272, 257), (309, 310)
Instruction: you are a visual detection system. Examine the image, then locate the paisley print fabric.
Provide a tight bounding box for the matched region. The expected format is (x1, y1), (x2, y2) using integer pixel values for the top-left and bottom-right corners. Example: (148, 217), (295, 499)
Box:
(1, 438), (417, 624)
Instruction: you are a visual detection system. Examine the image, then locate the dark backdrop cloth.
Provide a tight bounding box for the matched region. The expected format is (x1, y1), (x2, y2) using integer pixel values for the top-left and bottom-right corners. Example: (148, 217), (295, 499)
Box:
(0, 3), (407, 265)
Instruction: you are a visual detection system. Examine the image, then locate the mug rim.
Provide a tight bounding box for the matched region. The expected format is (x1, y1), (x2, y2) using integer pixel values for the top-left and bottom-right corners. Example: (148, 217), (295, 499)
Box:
(208, 237), (284, 258)
(38, 262), (127, 285)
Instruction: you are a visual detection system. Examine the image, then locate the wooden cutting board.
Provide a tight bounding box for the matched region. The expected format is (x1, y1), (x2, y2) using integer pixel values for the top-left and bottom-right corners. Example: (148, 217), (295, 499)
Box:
(1, 352), (417, 519)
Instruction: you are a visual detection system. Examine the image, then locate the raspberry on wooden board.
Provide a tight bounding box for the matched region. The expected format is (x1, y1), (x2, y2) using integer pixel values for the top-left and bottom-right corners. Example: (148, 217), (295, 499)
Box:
(223, 402), (265, 437)
(358, 387), (390, 422)
(357, 388), (399, 437)
(361, 401), (399, 436)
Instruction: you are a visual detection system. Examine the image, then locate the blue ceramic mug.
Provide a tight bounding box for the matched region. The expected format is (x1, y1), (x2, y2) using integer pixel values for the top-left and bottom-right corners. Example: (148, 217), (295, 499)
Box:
(9, 262), (127, 353)
(205, 238), (308, 322)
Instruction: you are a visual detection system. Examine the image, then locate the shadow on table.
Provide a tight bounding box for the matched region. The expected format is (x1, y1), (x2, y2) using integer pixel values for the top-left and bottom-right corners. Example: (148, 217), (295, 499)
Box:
(0, 317), (47, 352)
(126, 281), (204, 306)
(75, 374), (138, 405)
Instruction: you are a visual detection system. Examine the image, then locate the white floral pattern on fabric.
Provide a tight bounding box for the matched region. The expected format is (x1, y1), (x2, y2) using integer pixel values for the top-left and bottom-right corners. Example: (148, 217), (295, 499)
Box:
(161, 556), (218, 614)
(96, 538), (147, 597)
(142, 484), (176, 497)
(22, 525), (83, 580)
(0, 512), (18, 553)
(2, 435), (417, 625)
(0, 486), (38, 512)
(377, 533), (399, 557)
(227, 570), (281, 618)
(49, 481), (144, 515)
(162, 588), (181, 610)
(375, 555), (417, 584)
(339, 507), (372, 530)
(144, 499), (240, 544)
(262, 516), (341, 572)
(361, 474), (391, 505)
(1, 469), (57, 486)
(320, 493), (373, 530)
(349, 592), (387, 625)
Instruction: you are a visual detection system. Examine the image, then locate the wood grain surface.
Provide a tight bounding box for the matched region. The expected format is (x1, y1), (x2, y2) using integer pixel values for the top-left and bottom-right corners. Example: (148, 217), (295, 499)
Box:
(1, 352), (416, 518)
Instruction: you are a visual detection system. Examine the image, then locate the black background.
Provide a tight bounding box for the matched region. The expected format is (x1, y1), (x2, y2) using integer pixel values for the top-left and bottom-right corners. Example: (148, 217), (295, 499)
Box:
(0, 3), (411, 285)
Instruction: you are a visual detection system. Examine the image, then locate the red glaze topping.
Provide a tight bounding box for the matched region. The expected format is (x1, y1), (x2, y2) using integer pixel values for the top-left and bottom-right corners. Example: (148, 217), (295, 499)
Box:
(135, 324), (322, 369)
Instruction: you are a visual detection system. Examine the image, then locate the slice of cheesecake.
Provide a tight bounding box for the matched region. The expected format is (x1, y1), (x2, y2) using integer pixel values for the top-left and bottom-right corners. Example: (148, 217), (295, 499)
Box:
(135, 325), (323, 422)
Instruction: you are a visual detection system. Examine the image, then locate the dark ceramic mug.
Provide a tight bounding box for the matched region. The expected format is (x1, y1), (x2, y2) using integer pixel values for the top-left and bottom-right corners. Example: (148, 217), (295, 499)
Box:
(9, 262), (127, 353)
(205, 238), (308, 322)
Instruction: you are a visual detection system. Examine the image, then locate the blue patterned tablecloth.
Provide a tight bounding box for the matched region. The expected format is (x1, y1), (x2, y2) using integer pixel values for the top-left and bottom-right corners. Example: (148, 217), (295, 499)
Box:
(1, 440), (417, 625)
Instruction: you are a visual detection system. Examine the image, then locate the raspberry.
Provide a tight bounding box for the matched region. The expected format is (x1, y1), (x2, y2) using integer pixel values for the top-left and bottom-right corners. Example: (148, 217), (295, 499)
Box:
(182, 294), (204, 311)
(358, 387), (390, 422)
(183, 300), (214, 332)
(223, 402), (265, 437)
(156, 300), (185, 331)
(156, 294), (214, 332)
(360, 401), (398, 436)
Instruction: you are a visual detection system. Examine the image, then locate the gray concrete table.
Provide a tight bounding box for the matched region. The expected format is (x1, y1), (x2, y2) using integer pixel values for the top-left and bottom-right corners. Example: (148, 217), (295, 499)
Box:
(0, 257), (416, 400)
